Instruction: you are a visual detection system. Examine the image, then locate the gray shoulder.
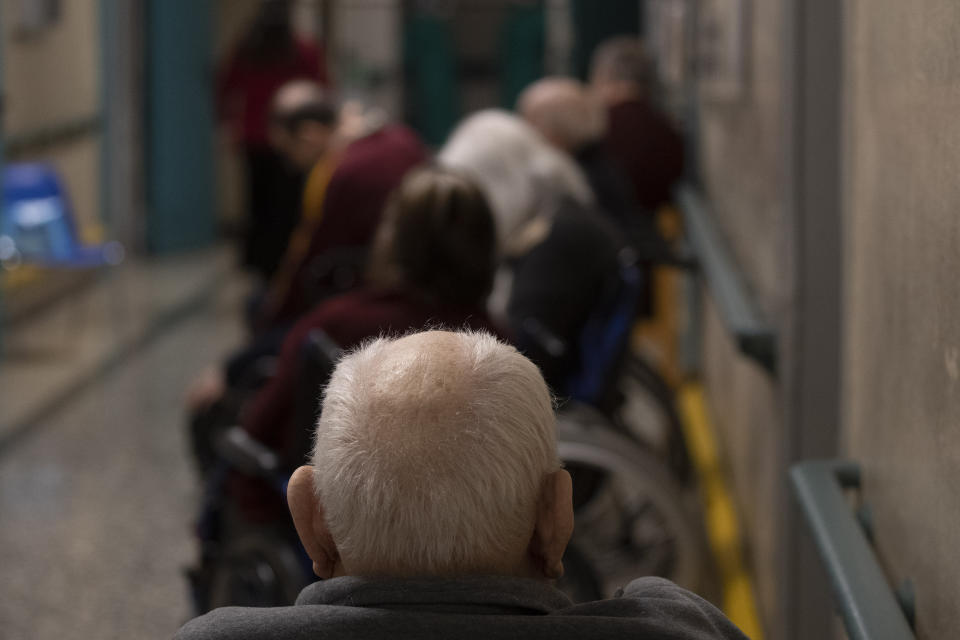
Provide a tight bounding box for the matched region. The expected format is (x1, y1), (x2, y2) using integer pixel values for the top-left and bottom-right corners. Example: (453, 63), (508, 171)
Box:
(618, 575), (701, 599)
(617, 577), (752, 639)
(174, 606), (302, 640)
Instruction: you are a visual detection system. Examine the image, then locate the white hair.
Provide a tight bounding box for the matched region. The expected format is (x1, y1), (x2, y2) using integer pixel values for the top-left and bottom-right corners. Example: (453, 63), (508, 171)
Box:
(437, 110), (594, 252)
(311, 330), (559, 576)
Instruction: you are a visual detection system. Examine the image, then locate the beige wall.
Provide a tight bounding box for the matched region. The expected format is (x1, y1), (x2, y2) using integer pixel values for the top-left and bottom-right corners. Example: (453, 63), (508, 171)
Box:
(842, 1), (960, 636)
(3, 0), (100, 134)
(3, 0), (102, 236)
(695, 1), (788, 636)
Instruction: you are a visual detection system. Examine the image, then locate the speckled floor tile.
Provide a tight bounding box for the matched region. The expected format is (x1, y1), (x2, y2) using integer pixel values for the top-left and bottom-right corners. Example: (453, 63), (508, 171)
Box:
(0, 274), (246, 639)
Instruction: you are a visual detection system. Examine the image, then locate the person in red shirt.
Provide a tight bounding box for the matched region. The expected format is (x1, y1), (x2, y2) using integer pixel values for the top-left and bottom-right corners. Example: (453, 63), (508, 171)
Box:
(589, 37), (685, 213)
(232, 167), (508, 522)
(217, 0), (329, 278)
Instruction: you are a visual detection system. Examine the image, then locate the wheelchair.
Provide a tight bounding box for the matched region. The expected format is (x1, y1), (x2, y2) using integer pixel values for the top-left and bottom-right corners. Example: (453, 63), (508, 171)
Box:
(518, 244), (714, 597)
(185, 329), (340, 613)
(187, 310), (712, 611)
(521, 245), (693, 484)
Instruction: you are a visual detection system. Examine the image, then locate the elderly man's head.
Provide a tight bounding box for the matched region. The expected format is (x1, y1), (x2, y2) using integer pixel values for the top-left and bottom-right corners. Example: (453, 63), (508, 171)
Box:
(269, 80), (338, 170)
(517, 77), (607, 153)
(589, 37), (655, 107)
(287, 330), (573, 580)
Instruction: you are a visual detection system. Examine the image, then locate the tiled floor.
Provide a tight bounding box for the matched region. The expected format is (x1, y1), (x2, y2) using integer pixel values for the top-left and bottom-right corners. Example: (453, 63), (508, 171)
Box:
(0, 251), (247, 639)
(1, 247), (237, 445)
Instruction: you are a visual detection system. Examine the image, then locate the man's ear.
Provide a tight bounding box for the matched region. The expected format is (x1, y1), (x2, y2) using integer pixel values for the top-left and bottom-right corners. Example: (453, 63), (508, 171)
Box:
(288, 466), (340, 579)
(528, 469), (574, 580)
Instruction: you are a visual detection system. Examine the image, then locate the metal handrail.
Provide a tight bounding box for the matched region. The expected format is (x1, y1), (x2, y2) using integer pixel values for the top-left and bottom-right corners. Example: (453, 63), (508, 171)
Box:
(675, 184), (777, 373)
(790, 460), (915, 640)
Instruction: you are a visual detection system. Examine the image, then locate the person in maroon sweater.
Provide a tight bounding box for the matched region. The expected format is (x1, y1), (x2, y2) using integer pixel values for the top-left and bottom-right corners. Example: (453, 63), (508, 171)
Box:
(232, 167), (507, 522)
(217, 0), (329, 278)
(258, 118), (429, 329)
(185, 98), (427, 423)
(589, 37), (685, 212)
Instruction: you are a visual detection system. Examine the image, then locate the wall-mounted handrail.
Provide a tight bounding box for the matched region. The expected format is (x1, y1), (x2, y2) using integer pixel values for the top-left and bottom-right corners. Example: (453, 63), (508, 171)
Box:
(675, 184), (777, 373)
(790, 460), (915, 640)
(5, 113), (103, 157)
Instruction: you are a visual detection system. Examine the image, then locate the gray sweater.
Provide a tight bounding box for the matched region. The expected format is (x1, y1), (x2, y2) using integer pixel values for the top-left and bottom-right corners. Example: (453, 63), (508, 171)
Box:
(175, 575), (750, 640)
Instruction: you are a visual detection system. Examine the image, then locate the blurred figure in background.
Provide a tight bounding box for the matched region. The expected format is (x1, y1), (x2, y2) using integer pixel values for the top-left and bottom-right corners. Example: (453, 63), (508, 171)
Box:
(187, 84), (427, 455)
(517, 76), (640, 232)
(439, 110), (622, 392)
(589, 37), (684, 212)
(228, 167), (507, 522)
(217, 0), (328, 279)
(259, 89), (428, 330)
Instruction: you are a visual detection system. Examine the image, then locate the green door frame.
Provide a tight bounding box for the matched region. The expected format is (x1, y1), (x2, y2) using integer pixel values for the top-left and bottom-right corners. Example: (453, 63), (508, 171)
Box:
(145, 0), (216, 254)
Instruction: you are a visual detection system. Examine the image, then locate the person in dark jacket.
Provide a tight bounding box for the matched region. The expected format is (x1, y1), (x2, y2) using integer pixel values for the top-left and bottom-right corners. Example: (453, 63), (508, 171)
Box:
(590, 37), (685, 212)
(439, 110), (623, 392)
(176, 330), (749, 640)
(517, 76), (670, 318)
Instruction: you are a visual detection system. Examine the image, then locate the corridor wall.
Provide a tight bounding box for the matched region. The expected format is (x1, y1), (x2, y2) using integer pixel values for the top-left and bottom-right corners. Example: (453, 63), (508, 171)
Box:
(842, 1), (960, 636)
(694, 1), (790, 636)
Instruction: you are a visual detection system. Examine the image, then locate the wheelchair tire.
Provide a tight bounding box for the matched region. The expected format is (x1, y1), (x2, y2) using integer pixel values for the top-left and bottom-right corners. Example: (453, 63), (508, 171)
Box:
(557, 403), (711, 597)
(209, 531), (312, 609)
(556, 543), (605, 603)
(603, 353), (693, 484)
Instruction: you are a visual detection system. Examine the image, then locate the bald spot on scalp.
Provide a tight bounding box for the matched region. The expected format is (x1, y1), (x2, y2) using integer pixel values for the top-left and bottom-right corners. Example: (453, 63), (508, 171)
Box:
(351, 331), (483, 479)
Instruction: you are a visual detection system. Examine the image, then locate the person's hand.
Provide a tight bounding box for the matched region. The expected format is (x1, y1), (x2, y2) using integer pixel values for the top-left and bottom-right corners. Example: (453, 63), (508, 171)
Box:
(186, 367), (226, 412)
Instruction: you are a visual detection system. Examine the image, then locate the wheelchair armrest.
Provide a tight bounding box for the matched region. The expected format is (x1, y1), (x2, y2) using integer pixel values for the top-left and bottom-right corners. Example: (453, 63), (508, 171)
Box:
(521, 317), (568, 359)
(214, 426), (280, 478)
(624, 235), (698, 271)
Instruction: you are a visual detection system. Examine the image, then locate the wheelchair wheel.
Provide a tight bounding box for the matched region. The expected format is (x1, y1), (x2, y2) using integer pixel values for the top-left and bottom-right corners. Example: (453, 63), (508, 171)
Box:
(556, 543), (604, 603)
(557, 403), (710, 597)
(603, 353), (692, 484)
(209, 531), (313, 609)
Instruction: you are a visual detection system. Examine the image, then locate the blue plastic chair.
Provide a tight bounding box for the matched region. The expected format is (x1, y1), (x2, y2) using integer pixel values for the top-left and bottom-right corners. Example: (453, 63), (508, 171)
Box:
(0, 163), (122, 268)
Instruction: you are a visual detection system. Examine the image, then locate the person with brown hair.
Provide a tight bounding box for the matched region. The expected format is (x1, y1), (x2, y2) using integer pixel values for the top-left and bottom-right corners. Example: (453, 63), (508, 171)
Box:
(230, 167), (507, 522)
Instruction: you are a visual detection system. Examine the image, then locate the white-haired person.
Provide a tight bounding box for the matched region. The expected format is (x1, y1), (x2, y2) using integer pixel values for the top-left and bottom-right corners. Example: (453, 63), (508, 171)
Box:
(438, 109), (622, 393)
(175, 330), (749, 639)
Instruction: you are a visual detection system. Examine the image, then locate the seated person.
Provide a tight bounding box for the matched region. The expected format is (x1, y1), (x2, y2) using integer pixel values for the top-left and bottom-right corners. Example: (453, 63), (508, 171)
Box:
(518, 76), (670, 317)
(261, 84), (429, 330)
(176, 330), (748, 640)
(231, 167), (507, 522)
(187, 82), (427, 418)
(589, 37), (685, 212)
(517, 75), (643, 231)
(439, 110), (623, 392)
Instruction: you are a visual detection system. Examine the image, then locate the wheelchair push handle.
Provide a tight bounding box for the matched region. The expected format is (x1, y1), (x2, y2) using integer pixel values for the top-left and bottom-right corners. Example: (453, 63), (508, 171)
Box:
(214, 427), (281, 479)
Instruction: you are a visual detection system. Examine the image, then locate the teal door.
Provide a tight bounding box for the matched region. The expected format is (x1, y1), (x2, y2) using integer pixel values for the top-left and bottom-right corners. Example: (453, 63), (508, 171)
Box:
(571, 0), (642, 79)
(145, 0), (215, 254)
